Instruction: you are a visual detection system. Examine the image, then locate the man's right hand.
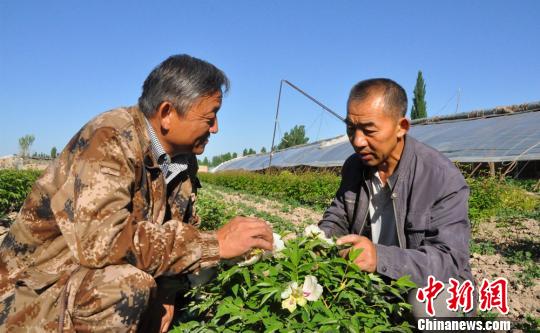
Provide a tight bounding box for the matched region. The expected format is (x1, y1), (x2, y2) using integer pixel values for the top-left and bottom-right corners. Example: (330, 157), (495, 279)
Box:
(216, 216), (274, 259)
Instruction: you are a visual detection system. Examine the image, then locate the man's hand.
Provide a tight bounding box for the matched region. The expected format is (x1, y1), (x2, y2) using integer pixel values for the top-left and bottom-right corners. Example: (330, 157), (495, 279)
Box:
(336, 235), (377, 273)
(138, 284), (175, 333)
(159, 303), (174, 333)
(217, 216), (273, 259)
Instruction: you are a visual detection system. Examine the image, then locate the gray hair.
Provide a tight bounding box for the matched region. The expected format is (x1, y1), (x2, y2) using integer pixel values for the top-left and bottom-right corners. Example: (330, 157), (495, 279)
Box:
(138, 54), (230, 117)
(348, 78), (408, 119)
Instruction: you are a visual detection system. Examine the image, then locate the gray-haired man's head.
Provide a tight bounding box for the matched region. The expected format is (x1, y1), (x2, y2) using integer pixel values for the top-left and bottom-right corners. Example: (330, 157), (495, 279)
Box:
(138, 54), (230, 117)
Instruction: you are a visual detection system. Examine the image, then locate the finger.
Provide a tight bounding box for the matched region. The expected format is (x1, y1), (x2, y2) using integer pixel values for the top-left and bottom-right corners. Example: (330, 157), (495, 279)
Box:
(339, 248), (350, 258)
(336, 234), (363, 246)
(249, 237), (274, 251)
(245, 227), (274, 244)
(257, 230), (274, 244)
(246, 224), (274, 238)
(244, 219), (273, 230)
(235, 216), (267, 224)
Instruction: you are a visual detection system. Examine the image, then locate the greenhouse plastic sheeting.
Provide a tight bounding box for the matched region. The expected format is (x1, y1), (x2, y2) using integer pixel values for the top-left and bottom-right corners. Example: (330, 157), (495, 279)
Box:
(213, 111), (540, 172)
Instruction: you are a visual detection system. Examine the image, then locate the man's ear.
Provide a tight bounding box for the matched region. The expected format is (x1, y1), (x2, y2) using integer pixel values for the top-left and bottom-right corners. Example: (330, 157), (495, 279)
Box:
(397, 117), (410, 139)
(157, 102), (174, 131)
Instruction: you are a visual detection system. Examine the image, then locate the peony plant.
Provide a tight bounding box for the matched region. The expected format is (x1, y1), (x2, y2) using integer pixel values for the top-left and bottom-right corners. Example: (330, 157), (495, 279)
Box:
(172, 225), (416, 332)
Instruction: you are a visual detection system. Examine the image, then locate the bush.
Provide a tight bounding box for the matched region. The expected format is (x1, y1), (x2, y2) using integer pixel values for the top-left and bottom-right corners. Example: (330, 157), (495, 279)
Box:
(196, 191), (238, 231)
(0, 169), (42, 215)
(172, 228), (415, 332)
(467, 177), (540, 224)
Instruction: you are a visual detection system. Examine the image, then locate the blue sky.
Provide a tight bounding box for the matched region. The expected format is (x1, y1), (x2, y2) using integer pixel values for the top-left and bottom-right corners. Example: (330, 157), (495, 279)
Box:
(1, 1), (539, 159)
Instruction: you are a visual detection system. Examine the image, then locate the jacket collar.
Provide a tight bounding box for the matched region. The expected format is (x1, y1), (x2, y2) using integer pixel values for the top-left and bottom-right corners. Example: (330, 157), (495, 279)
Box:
(127, 106), (158, 169)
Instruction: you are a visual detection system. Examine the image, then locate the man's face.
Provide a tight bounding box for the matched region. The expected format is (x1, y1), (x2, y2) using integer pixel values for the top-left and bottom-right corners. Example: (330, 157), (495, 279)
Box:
(165, 91), (222, 155)
(346, 93), (407, 167)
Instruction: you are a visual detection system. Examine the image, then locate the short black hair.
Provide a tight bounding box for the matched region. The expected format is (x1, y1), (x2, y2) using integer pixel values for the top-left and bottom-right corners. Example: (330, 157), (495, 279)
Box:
(138, 54), (230, 117)
(348, 78), (408, 119)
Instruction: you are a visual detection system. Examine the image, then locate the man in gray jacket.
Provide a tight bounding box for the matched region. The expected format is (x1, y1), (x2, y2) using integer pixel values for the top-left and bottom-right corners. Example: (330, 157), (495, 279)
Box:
(319, 78), (473, 317)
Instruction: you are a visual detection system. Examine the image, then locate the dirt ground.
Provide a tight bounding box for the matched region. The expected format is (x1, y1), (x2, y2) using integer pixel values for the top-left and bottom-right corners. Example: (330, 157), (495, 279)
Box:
(471, 218), (539, 321)
(204, 184), (539, 323)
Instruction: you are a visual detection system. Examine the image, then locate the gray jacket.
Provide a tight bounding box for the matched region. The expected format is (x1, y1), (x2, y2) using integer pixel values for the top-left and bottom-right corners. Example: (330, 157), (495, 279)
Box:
(319, 136), (473, 286)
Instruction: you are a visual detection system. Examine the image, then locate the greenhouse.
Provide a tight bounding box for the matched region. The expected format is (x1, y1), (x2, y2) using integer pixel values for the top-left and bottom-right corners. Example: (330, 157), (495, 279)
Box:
(213, 102), (540, 174)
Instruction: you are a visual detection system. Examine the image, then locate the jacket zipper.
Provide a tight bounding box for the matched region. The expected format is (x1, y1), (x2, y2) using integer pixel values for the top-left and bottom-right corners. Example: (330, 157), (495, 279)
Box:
(358, 171), (370, 235)
(389, 178), (405, 249)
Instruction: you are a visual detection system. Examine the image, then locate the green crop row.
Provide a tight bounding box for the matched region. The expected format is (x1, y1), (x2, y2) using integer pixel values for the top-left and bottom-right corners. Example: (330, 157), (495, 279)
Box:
(0, 169), (537, 225)
(200, 171), (539, 225)
(199, 171), (340, 210)
(197, 186), (299, 234)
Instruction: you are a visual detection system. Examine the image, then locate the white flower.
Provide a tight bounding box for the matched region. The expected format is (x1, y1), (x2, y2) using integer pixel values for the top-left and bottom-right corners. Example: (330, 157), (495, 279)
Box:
(280, 281), (299, 299)
(238, 233), (286, 266)
(281, 275), (323, 312)
(303, 224), (334, 245)
(302, 275), (323, 301)
(238, 248), (264, 267)
(272, 233), (285, 256)
(280, 281), (306, 312)
(303, 224), (325, 238)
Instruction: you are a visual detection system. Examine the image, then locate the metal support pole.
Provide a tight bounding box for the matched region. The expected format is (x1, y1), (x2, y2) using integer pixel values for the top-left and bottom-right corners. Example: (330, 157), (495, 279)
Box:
(268, 80), (284, 169)
(268, 79), (345, 169)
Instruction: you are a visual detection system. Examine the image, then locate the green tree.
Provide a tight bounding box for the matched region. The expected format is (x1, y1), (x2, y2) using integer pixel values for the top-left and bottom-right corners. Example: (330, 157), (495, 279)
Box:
(202, 157), (209, 165)
(232, 152), (238, 158)
(411, 70), (427, 120)
(260, 147), (267, 153)
(50, 146), (57, 159)
(277, 125), (309, 150)
(18, 134), (35, 158)
(242, 149), (248, 157)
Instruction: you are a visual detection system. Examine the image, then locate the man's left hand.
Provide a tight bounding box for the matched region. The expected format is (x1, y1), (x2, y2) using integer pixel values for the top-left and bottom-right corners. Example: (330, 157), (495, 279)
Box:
(336, 235), (377, 273)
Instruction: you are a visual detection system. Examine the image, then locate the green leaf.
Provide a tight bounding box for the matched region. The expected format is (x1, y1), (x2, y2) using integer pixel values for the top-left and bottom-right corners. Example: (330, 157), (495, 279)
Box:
(259, 288), (278, 307)
(348, 248), (363, 262)
(231, 283), (239, 297)
(393, 275), (417, 289)
(242, 269), (252, 287)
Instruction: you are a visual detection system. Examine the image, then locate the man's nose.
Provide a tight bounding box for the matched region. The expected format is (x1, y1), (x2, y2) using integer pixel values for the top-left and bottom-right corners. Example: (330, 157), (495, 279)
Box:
(352, 129), (367, 148)
(209, 117), (219, 134)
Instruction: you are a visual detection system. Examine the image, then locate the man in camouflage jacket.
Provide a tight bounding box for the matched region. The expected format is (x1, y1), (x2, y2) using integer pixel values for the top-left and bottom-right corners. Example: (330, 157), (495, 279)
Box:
(0, 55), (274, 332)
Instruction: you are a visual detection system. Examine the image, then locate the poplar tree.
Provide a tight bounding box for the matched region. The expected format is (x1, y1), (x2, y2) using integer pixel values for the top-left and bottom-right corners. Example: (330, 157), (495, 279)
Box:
(411, 71), (427, 119)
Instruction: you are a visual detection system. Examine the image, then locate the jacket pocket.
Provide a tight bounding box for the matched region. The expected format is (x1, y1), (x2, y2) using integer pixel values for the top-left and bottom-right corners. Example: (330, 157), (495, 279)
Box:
(404, 212), (429, 249)
(99, 161), (121, 177)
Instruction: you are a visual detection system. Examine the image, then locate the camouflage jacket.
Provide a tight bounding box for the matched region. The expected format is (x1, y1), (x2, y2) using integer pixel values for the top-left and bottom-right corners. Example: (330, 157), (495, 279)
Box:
(0, 106), (220, 298)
